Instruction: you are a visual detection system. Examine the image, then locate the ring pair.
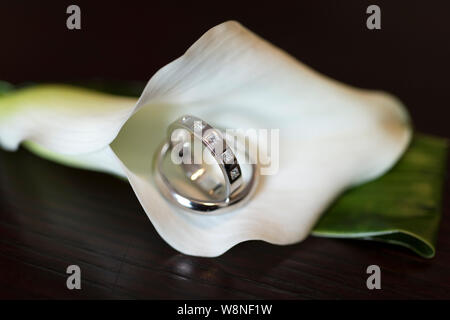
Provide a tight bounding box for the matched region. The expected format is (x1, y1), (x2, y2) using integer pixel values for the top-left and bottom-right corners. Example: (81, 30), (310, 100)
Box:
(154, 115), (258, 214)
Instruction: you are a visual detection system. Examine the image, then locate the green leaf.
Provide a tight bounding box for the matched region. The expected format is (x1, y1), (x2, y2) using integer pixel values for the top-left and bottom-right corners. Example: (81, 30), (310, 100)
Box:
(312, 134), (448, 258)
(0, 81), (14, 96)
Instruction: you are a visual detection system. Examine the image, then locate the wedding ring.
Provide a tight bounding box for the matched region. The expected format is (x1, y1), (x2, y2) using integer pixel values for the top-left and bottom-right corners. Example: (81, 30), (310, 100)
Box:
(169, 115), (243, 198)
(153, 115), (259, 214)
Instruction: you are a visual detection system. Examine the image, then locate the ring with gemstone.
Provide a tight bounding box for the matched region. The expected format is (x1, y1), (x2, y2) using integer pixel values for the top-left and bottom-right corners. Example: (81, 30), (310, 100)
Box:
(153, 115), (259, 213)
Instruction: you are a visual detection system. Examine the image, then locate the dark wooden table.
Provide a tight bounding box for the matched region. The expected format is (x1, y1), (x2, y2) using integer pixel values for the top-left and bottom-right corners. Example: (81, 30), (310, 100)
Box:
(0, 1), (449, 299)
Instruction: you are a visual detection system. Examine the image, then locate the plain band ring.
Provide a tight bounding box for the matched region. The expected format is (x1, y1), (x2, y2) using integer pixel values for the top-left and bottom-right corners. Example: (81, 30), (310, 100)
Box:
(153, 115), (259, 214)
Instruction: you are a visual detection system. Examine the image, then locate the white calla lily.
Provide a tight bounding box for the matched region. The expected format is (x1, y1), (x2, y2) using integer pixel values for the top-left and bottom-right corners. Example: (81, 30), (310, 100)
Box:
(0, 21), (411, 257)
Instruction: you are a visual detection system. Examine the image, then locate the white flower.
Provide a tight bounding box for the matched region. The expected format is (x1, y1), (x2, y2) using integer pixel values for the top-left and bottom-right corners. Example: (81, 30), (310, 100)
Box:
(0, 21), (411, 257)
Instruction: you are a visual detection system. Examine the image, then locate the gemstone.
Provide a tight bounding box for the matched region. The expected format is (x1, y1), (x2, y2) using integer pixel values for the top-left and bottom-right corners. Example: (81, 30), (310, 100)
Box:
(181, 116), (190, 123)
(205, 132), (218, 147)
(222, 149), (234, 164)
(193, 120), (204, 131)
(230, 167), (241, 181)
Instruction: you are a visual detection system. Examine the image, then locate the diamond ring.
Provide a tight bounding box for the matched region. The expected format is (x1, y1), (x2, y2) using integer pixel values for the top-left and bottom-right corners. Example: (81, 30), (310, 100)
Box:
(153, 115), (259, 213)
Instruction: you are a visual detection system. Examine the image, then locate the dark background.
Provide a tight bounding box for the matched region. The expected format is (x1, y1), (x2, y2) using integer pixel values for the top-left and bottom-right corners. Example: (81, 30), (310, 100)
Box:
(0, 0), (449, 299)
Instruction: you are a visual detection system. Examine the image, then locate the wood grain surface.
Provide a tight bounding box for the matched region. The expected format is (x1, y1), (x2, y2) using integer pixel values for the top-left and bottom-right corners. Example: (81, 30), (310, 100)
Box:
(0, 0), (449, 299)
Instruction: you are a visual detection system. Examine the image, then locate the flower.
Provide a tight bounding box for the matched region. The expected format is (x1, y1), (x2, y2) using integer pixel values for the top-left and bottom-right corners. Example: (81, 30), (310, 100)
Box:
(0, 21), (411, 257)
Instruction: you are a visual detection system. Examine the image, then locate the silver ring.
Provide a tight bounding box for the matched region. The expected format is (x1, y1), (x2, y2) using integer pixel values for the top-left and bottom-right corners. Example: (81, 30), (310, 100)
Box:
(169, 115), (243, 198)
(153, 115), (259, 214)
